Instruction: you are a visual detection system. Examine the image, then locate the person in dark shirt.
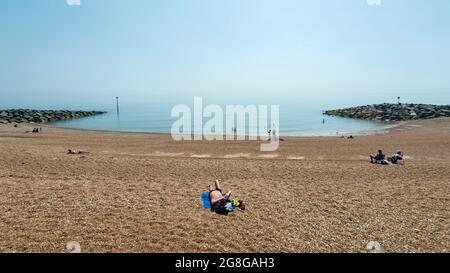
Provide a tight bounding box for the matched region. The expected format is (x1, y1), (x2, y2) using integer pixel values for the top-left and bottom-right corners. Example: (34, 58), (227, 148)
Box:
(370, 150), (385, 164)
(388, 151), (405, 165)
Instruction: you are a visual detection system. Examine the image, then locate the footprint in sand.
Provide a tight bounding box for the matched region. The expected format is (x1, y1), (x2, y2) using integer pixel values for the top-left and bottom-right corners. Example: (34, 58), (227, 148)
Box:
(287, 156), (305, 160)
(224, 153), (251, 159)
(191, 154), (211, 158)
(258, 154), (279, 159)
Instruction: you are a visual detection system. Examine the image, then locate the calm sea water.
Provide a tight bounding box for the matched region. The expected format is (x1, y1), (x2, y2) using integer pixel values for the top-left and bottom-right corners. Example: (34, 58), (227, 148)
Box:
(5, 95), (445, 136)
(48, 102), (394, 136)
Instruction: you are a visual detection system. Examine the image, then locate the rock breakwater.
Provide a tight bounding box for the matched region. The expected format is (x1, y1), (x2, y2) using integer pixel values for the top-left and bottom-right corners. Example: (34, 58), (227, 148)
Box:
(0, 109), (106, 124)
(324, 103), (450, 122)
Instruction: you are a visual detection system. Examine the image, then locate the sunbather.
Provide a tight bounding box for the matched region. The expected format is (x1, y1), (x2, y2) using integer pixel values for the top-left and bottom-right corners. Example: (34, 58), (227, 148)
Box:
(67, 149), (90, 155)
(209, 180), (232, 206)
(209, 180), (245, 214)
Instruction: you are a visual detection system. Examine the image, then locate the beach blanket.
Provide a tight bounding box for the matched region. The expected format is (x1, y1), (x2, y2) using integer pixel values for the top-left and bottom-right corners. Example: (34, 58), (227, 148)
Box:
(201, 192), (232, 209)
(201, 192), (212, 209)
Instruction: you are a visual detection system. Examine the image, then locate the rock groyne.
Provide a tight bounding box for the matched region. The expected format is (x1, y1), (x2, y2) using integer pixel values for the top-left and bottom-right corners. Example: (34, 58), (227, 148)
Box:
(0, 109), (106, 124)
(324, 103), (450, 122)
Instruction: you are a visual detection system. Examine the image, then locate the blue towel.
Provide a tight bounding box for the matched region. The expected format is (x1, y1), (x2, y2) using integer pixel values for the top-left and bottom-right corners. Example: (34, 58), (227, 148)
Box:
(202, 192), (229, 209)
(202, 192), (212, 209)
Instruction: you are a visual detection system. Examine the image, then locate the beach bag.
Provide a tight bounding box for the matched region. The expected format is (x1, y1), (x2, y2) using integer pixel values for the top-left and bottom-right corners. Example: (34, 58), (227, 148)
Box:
(213, 201), (236, 215)
(213, 203), (230, 215)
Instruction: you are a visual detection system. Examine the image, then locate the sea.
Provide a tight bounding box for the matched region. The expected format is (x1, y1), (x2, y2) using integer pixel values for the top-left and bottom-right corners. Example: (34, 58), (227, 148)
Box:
(50, 100), (395, 136)
(3, 95), (448, 136)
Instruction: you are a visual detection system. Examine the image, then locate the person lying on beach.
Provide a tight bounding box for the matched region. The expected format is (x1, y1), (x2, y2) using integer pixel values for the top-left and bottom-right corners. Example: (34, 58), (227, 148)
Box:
(209, 180), (232, 206)
(370, 150), (387, 164)
(67, 149), (90, 155)
(388, 151), (405, 165)
(209, 180), (245, 214)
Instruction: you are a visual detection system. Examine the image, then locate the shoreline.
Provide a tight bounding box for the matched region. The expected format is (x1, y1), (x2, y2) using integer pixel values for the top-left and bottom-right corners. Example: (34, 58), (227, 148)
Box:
(2, 106), (406, 137)
(42, 120), (403, 139)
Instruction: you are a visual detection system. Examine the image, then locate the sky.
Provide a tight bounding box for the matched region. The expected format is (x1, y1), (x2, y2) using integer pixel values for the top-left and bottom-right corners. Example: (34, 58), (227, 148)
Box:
(0, 0), (449, 108)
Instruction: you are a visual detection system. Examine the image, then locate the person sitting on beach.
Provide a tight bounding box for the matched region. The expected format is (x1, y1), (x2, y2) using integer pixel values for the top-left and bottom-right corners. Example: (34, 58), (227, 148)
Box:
(388, 151), (405, 165)
(209, 180), (245, 214)
(370, 150), (386, 164)
(25, 128), (39, 133)
(67, 149), (90, 155)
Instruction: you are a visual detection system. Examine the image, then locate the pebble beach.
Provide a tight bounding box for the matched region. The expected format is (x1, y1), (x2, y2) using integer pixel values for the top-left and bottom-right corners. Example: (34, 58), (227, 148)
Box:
(0, 118), (449, 253)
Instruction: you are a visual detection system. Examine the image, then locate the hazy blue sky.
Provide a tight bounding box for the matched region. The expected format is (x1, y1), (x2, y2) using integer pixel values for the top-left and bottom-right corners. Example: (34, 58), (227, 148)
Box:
(1, 0), (449, 108)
